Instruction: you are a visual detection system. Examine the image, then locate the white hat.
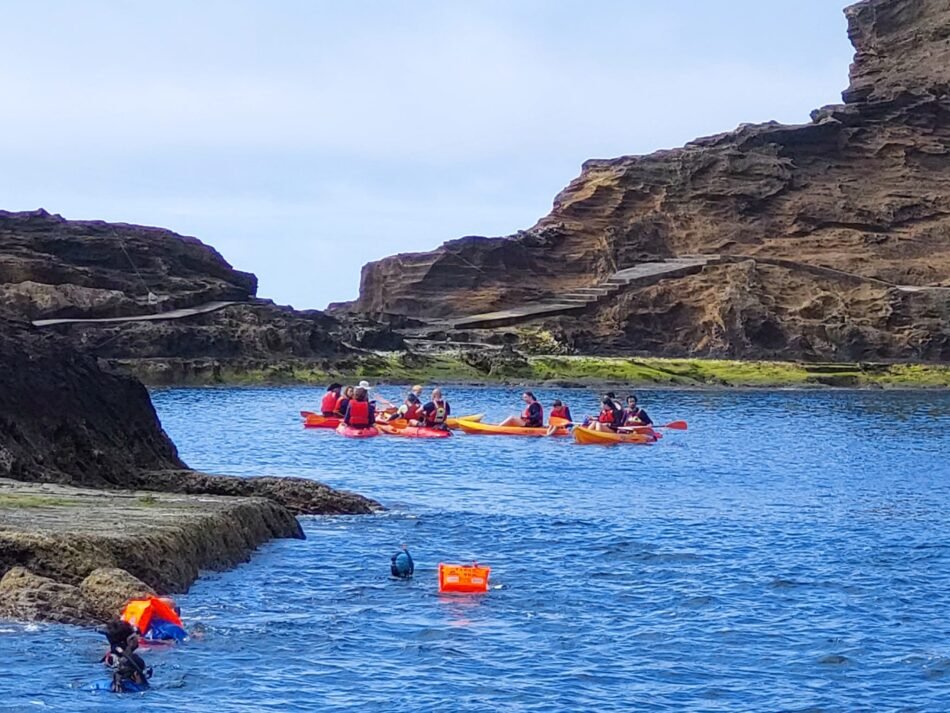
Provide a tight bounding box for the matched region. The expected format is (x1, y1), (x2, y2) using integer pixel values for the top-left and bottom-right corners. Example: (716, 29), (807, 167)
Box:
(358, 380), (373, 390)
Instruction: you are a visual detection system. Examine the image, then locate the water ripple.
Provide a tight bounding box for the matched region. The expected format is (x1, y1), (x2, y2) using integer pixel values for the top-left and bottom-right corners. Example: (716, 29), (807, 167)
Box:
(2, 387), (949, 711)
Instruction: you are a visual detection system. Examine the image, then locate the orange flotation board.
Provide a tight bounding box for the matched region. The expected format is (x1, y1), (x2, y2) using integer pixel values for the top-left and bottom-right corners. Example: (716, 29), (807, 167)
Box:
(121, 596), (184, 635)
(438, 563), (491, 594)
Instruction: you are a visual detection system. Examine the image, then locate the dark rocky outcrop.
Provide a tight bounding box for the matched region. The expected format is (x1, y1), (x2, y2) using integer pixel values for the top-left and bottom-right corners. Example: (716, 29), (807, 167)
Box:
(0, 315), (185, 488)
(0, 480), (328, 625)
(345, 0), (950, 363)
(0, 209), (403, 378)
(0, 209), (256, 321)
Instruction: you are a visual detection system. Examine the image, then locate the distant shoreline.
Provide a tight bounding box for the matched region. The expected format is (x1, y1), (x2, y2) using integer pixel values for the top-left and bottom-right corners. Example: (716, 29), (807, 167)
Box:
(114, 353), (950, 389)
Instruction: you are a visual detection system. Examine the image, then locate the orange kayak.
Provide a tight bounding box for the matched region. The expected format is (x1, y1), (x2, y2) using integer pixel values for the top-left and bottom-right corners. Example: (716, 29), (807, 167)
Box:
(572, 426), (655, 445)
(456, 420), (568, 437)
(301, 411), (341, 429)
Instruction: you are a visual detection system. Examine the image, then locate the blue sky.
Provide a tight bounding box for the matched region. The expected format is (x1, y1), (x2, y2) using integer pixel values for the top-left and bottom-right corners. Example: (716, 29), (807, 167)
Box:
(0, 1), (855, 309)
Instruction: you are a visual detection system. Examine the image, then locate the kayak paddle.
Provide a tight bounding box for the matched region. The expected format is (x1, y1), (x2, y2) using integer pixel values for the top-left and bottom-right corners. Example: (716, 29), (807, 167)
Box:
(549, 416), (687, 431)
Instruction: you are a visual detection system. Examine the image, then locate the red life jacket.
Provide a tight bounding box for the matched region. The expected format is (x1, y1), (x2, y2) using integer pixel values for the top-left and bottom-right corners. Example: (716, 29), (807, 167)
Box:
(321, 391), (338, 415)
(598, 407), (615, 424)
(335, 396), (348, 414)
(348, 400), (370, 427)
(550, 406), (569, 420)
(405, 403), (422, 421)
(523, 402), (543, 426)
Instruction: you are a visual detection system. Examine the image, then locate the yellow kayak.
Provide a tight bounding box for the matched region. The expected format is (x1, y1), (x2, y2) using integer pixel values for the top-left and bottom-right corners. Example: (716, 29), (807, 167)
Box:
(456, 419), (569, 437)
(446, 413), (484, 429)
(572, 426), (655, 445)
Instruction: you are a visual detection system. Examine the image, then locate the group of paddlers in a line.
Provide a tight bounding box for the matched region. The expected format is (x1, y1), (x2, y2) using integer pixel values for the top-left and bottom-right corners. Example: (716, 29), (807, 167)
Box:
(319, 380), (653, 433)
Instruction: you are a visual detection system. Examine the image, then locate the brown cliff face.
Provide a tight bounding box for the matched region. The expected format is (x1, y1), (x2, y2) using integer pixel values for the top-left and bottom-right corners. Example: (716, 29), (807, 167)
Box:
(348, 0), (950, 362)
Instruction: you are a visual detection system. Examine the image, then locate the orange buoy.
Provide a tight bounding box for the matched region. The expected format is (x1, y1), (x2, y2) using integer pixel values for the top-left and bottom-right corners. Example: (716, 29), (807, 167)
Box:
(121, 596), (184, 634)
(438, 562), (491, 594)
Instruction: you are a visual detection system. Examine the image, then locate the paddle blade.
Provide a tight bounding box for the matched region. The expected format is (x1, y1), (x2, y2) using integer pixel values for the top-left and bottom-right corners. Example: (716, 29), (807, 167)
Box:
(300, 411), (316, 419)
(548, 416), (572, 428)
(664, 420), (688, 430)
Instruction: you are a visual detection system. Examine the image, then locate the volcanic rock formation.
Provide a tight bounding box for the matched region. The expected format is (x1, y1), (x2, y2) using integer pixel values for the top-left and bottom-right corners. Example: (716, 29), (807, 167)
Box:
(0, 209), (403, 378)
(345, 0), (950, 362)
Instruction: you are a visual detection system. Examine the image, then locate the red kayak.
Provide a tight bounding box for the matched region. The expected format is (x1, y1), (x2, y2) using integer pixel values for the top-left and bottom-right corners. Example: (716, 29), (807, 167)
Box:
(377, 423), (451, 439)
(336, 424), (379, 438)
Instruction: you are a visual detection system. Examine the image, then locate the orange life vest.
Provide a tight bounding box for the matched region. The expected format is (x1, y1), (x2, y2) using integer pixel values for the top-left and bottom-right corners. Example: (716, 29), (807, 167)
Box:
(348, 400), (371, 427)
(598, 407), (616, 424)
(550, 406), (569, 420)
(321, 391), (338, 415)
(335, 396), (348, 414)
(405, 403), (422, 421)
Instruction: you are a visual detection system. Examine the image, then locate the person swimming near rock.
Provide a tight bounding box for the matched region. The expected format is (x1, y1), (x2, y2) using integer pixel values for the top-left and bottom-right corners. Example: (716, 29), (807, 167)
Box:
(391, 546), (414, 578)
(101, 619), (152, 692)
(499, 391), (543, 428)
(320, 383), (342, 417)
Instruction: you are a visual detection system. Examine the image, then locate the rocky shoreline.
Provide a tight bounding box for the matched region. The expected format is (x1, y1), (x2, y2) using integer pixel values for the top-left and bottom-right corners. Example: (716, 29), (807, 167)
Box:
(116, 352), (950, 389)
(0, 477), (378, 626)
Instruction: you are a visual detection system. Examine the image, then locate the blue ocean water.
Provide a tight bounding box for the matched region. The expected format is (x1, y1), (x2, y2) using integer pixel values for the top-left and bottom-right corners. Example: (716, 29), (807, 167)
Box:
(2, 386), (950, 712)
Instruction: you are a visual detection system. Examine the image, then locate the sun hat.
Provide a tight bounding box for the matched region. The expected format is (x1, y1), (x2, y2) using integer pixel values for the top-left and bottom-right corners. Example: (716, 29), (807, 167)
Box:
(358, 380), (373, 390)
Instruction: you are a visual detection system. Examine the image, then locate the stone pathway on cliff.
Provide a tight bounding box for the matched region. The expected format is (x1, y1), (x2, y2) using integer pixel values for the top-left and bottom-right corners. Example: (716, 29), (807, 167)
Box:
(438, 255), (949, 331)
(31, 300), (240, 327)
(446, 256), (716, 330)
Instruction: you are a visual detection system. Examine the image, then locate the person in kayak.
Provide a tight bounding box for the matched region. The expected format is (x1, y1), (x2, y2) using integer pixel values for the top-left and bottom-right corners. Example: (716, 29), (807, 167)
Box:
(391, 393), (423, 423)
(550, 399), (572, 423)
(588, 395), (624, 432)
(420, 388), (451, 429)
(344, 387), (376, 429)
(500, 392), (544, 428)
(335, 385), (355, 416)
(411, 384), (424, 399)
(622, 394), (653, 426)
(101, 619), (151, 692)
(320, 383), (342, 417)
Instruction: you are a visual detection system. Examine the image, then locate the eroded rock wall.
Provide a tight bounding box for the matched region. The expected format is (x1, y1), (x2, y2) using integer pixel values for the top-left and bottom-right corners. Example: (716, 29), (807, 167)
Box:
(348, 0), (950, 361)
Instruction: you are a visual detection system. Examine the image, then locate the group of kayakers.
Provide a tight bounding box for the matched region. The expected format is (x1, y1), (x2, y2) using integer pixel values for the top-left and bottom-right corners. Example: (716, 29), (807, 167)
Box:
(320, 381), (452, 431)
(317, 382), (652, 435)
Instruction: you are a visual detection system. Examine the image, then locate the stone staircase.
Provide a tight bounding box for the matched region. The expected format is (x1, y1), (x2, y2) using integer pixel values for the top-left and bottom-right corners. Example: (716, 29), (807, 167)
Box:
(446, 256), (716, 330)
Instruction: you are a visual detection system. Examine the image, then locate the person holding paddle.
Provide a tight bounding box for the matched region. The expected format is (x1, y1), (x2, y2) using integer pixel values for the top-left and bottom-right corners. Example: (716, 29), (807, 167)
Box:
(622, 394), (652, 427)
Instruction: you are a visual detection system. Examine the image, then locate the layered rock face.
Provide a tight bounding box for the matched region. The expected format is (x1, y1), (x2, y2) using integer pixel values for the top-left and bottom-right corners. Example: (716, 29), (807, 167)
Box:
(348, 0), (950, 361)
(0, 209), (402, 376)
(0, 209), (256, 320)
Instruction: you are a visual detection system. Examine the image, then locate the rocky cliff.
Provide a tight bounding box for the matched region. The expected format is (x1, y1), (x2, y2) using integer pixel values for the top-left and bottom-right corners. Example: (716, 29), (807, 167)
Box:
(0, 209), (403, 379)
(346, 0), (950, 362)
